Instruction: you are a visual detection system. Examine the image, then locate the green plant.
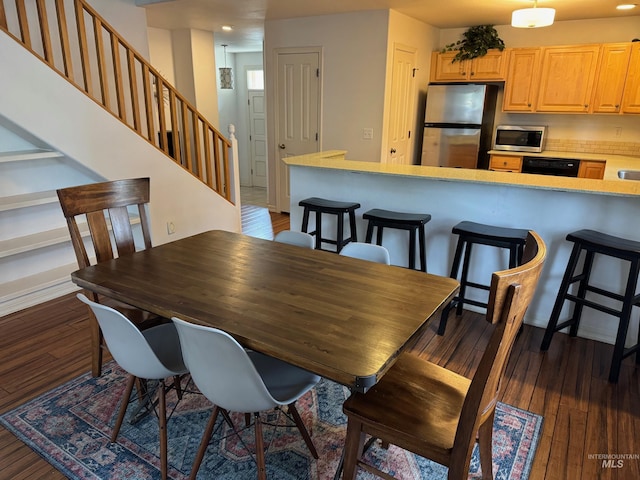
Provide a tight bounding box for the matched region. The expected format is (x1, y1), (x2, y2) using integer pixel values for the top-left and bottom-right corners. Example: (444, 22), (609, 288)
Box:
(442, 25), (505, 63)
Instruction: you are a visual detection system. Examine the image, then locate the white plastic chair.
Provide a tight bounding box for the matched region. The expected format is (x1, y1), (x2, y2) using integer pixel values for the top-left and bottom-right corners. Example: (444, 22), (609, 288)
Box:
(171, 317), (320, 480)
(274, 230), (315, 248)
(77, 294), (187, 480)
(339, 242), (391, 264)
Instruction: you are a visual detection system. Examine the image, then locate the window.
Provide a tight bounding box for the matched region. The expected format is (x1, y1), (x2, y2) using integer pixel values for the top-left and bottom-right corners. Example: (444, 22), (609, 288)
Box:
(247, 69), (264, 90)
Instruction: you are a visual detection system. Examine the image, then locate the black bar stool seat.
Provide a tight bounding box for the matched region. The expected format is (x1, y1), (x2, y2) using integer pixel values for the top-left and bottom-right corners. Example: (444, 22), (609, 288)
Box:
(438, 221), (529, 335)
(363, 209), (431, 272)
(541, 229), (640, 383)
(299, 197), (360, 253)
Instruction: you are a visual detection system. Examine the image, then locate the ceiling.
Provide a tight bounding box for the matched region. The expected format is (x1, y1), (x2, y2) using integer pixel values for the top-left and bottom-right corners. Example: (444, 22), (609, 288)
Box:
(137, 0), (639, 52)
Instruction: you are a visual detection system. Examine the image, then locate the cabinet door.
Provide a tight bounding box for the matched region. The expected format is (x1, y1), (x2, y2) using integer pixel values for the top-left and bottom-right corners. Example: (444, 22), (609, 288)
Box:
(536, 45), (601, 113)
(621, 43), (640, 114)
(578, 161), (605, 179)
(469, 50), (506, 80)
(503, 48), (542, 112)
(591, 43), (632, 113)
(430, 51), (468, 82)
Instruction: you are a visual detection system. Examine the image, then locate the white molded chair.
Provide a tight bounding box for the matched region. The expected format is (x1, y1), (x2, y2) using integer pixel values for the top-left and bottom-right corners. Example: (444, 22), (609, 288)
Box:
(274, 230), (315, 248)
(339, 242), (391, 265)
(77, 294), (187, 480)
(171, 317), (320, 480)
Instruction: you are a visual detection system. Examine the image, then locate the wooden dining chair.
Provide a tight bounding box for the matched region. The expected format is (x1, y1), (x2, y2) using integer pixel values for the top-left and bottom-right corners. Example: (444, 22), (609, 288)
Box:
(57, 177), (163, 377)
(341, 231), (546, 480)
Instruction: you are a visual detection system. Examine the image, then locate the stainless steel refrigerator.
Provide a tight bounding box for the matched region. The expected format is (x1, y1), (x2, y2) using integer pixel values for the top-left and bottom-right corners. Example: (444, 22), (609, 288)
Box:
(421, 84), (497, 169)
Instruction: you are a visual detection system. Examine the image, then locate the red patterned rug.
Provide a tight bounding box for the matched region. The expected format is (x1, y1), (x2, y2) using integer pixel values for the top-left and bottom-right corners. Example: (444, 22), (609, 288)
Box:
(0, 362), (542, 479)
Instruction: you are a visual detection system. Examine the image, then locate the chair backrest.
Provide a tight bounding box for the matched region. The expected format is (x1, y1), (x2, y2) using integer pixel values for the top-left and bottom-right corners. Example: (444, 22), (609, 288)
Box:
(57, 178), (152, 270)
(76, 293), (180, 379)
(274, 230), (315, 248)
(339, 242), (391, 265)
(453, 231), (546, 464)
(171, 317), (280, 413)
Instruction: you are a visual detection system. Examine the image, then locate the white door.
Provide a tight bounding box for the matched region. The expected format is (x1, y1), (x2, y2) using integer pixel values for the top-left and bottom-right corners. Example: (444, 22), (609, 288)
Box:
(386, 44), (417, 165)
(248, 90), (267, 187)
(276, 50), (321, 212)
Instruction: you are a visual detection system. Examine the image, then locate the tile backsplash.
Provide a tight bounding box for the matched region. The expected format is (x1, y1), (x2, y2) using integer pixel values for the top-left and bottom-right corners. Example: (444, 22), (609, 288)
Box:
(546, 139), (640, 158)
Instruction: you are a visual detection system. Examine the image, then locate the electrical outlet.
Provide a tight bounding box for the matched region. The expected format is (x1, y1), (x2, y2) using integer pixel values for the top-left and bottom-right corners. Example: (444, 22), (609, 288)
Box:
(167, 221), (176, 235)
(363, 128), (373, 140)
(615, 127), (622, 137)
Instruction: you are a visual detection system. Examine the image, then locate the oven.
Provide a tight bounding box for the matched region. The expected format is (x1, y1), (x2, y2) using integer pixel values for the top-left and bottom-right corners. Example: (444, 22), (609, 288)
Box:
(521, 156), (580, 177)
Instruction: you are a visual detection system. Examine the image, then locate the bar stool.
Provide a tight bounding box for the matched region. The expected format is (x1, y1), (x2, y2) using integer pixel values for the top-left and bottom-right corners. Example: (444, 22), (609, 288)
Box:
(438, 221), (529, 335)
(362, 209), (431, 272)
(299, 197), (360, 253)
(540, 229), (640, 383)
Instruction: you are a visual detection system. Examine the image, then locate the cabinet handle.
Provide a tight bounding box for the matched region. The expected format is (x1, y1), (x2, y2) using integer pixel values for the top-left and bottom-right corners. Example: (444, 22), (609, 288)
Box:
(528, 103), (531, 107)
(470, 71), (475, 76)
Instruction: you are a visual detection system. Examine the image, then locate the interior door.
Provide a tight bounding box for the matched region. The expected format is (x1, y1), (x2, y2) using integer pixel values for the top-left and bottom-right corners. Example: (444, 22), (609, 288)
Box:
(248, 90), (267, 187)
(386, 44), (417, 165)
(276, 50), (321, 212)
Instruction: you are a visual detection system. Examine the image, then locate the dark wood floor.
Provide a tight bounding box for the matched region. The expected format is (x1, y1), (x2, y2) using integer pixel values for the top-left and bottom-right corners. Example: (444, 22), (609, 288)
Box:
(1, 211), (638, 479)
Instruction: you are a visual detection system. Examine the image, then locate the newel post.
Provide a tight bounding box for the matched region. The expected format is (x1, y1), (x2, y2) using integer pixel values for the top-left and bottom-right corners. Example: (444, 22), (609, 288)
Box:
(228, 124), (241, 209)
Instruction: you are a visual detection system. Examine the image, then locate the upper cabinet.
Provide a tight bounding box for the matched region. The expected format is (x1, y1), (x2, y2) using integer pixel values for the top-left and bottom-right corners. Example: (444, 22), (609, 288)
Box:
(621, 43), (640, 114)
(502, 48), (542, 112)
(535, 45), (601, 113)
(591, 43), (632, 113)
(430, 50), (506, 83)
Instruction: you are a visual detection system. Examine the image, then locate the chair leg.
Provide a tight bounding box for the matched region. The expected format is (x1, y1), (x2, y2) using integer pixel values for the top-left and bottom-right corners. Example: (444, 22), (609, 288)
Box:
(189, 406), (221, 480)
(288, 402), (318, 458)
(88, 308), (103, 377)
(111, 374), (136, 442)
(158, 380), (168, 480)
(342, 418), (366, 480)
(477, 411), (495, 480)
(254, 413), (267, 480)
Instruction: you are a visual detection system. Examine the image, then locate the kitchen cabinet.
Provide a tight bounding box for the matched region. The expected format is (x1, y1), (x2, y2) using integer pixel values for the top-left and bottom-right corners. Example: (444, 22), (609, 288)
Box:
(536, 45), (601, 113)
(502, 48), (542, 112)
(621, 43), (640, 114)
(430, 50), (506, 82)
(578, 160), (606, 179)
(489, 154), (522, 172)
(591, 43), (632, 113)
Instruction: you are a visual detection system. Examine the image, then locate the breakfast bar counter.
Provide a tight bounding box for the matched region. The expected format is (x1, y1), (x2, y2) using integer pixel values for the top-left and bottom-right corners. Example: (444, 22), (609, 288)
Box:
(283, 150), (640, 347)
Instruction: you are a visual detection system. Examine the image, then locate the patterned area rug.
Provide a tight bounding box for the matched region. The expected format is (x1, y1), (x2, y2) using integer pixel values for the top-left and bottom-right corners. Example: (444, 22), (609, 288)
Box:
(0, 362), (542, 479)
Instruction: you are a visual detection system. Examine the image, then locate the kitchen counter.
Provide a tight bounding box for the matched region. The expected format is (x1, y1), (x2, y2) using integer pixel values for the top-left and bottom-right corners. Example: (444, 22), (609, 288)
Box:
(284, 149), (640, 348)
(284, 150), (640, 196)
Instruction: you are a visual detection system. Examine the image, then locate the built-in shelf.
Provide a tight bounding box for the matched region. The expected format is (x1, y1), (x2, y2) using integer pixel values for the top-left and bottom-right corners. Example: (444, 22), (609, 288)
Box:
(0, 262), (79, 301)
(0, 149), (64, 164)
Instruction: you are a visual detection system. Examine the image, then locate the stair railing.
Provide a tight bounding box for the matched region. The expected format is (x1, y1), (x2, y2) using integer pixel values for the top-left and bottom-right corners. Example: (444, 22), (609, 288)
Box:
(0, 0), (233, 203)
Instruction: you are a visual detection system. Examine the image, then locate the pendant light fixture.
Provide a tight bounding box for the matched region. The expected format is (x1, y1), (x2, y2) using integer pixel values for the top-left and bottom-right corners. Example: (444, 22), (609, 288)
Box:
(512, 0), (555, 28)
(219, 44), (233, 89)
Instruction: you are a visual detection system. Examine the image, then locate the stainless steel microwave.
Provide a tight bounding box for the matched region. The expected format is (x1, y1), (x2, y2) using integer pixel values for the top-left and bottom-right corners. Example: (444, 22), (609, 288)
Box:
(493, 125), (547, 153)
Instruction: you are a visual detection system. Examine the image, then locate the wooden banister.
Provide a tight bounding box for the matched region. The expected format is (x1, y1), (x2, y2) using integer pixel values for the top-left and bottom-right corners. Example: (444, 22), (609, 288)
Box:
(0, 0), (233, 203)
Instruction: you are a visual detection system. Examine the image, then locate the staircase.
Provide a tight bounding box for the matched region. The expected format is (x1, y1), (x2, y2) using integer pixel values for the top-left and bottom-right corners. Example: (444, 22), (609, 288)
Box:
(0, 0), (242, 315)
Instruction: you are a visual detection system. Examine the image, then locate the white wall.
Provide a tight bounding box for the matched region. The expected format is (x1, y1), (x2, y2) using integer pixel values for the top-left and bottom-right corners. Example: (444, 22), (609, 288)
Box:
(264, 10), (390, 207)
(87, 0), (150, 58)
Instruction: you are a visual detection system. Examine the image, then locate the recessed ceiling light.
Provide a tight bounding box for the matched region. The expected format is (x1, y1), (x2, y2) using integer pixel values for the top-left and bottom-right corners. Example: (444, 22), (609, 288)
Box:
(221, 25), (233, 31)
(616, 3), (637, 9)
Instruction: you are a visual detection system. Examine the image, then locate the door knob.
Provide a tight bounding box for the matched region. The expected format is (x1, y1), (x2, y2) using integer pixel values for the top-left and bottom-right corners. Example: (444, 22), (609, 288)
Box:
(390, 148), (397, 154)
(279, 144), (286, 149)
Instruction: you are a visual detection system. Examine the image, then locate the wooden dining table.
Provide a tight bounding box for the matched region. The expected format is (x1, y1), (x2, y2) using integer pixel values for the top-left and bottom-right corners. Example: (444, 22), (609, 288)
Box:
(71, 229), (459, 392)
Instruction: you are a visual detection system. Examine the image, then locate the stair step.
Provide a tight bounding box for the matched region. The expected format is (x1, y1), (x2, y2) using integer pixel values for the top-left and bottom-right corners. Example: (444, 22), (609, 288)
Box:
(0, 216), (140, 258)
(0, 149), (64, 163)
(0, 190), (59, 212)
(0, 262), (79, 306)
